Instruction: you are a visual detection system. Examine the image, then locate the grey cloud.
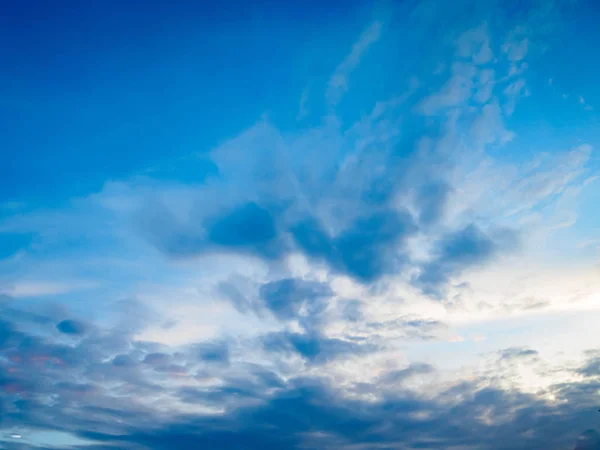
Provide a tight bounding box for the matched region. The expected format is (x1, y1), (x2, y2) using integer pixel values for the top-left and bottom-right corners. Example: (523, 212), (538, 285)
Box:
(259, 278), (332, 321)
(3, 299), (600, 450)
(340, 299), (363, 323)
(59, 373), (600, 450)
(416, 224), (518, 298)
(499, 347), (539, 361)
(456, 24), (493, 65)
(143, 352), (170, 366)
(577, 352), (600, 378)
(416, 181), (452, 226)
(195, 340), (230, 365)
(380, 363), (435, 384)
(291, 210), (417, 283)
(263, 331), (373, 364)
(112, 354), (136, 367)
(139, 201), (287, 260)
(418, 62), (477, 115)
(205, 202), (284, 259)
(216, 278), (255, 314)
(56, 319), (87, 335)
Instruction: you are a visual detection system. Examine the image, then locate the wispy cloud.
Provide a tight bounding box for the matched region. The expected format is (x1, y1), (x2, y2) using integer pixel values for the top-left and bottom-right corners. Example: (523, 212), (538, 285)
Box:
(326, 21), (382, 108)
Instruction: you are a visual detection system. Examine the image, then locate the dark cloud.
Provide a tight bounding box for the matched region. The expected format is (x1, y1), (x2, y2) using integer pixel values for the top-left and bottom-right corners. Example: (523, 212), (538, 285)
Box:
(380, 363), (435, 384)
(291, 210), (417, 282)
(205, 202), (282, 258)
(140, 201), (287, 260)
(3, 303), (600, 450)
(575, 430), (600, 450)
(185, 364), (285, 411)
(259, 278), (332, 321)
(499, 347), (539, 361)
(53, 374), (600, 450)
(263, 331), (371, 364)
(417, 181), (452, 226)
(56, 319), (87, 335)
(177, 385), (259, 407)
(112, 354), (136, 367)
(416, 224), (517, 298)
(577, 352), (600, 377)
(0, 319), (21, 349)
(195, 340), (230, 364)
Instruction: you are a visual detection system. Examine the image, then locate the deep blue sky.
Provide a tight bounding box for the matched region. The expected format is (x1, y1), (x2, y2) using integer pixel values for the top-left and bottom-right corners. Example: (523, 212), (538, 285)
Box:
(1, 1), (371, 202)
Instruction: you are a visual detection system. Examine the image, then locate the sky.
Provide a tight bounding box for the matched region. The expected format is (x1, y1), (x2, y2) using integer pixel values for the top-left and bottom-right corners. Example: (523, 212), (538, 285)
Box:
(1, 0), (600, 449)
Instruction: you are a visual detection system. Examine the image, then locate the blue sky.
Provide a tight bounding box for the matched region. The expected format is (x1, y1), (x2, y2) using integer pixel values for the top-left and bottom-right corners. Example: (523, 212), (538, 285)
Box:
(1, 1), (600, 449)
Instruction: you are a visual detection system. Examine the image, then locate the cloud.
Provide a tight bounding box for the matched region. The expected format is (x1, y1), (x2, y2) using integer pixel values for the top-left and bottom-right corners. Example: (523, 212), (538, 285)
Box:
(577, 352), (600, 377)
(296, 87), (310, 121)
(379, 363), (435, 384)
(0, 1), (597, 448)
(475, 68), (495, 103)
(291, 210), (417, 282)
(339, 299), (363, 323)
(30, 366), (600, 450)
(142, 352), (170, 366)
(415, 224), (518, 298)
(499, 347), (538, 361)
(205, 202), (281, 257)
(327, 21), (382, 107)
(259, 278), (332, 321)
(2, 289), (600, 450)
(361, 316), (448, 342)
(502, 33), (529, 62)
(1, 281), (95, 298)
(416, 181), (452, 226)
(263, 330), (372, 364)
(195, 340), (230, 364)
(470, 101), (515, 145)
(418, 62), (477, 115)
(139, 200), (287, 260)
(56, 319), (87, 336)
(216, 277), (257, 314)
(456, 23), (493, 65)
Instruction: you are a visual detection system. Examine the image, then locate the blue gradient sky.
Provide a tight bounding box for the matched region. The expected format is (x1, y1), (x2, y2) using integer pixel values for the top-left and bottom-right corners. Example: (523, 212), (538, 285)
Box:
(1, 1), (600, 449)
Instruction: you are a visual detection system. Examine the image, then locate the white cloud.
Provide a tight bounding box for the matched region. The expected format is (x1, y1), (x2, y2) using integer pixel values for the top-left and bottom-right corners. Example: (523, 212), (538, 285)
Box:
(326, 21), (382, 107)
(503, 78), (529, 115)
(474, 68), (495, 103)
(456, 23), (493, 65)
(502, 28), (529, 62)
(418, 62), (477, 114)
(0, 280), (96, 298)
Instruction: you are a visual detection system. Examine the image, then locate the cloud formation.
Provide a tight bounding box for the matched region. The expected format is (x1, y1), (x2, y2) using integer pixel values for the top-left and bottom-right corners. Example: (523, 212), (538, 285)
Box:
(0, 0), (599, 448)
